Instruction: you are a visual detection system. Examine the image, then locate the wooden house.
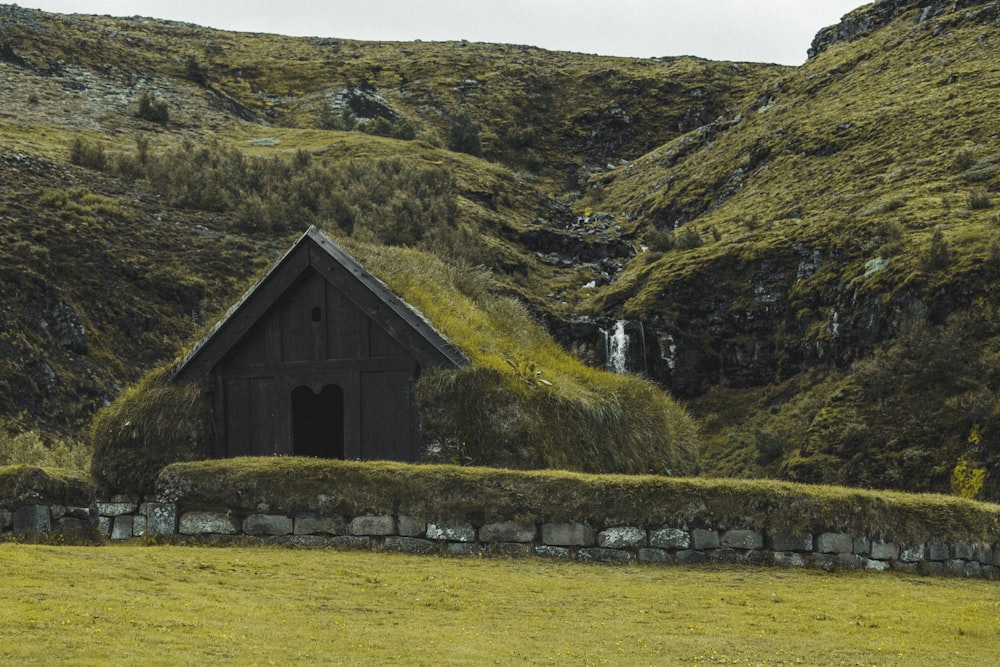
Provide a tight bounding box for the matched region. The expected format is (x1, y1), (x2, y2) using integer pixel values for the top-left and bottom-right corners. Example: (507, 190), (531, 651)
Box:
(172, 226), (468, 461)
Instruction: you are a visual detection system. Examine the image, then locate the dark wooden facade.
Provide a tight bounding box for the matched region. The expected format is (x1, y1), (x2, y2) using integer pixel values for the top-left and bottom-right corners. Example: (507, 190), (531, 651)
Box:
(172, 226), (467, 461)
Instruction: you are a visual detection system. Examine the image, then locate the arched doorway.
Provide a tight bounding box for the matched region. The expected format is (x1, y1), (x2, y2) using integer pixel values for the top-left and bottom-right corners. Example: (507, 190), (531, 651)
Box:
(291, 384), (345, 458)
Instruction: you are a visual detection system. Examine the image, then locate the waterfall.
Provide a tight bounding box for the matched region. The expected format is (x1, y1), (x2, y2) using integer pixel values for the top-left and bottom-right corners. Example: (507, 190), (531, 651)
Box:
(605, 320), (629, 374)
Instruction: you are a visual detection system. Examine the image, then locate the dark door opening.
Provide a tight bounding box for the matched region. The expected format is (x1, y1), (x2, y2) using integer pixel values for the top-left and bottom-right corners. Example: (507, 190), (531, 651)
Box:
(291, 384), (345, 458)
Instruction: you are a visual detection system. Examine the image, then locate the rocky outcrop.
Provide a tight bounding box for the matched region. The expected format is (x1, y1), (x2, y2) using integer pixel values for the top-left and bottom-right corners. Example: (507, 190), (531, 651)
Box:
(808, 0), (1000, 59)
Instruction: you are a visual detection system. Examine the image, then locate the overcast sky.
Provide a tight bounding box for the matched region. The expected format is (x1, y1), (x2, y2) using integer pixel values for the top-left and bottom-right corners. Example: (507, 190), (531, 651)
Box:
(22, 1), (867, 66)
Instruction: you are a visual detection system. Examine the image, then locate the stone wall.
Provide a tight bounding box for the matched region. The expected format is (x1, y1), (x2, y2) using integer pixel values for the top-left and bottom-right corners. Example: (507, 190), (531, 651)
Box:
(54, 498), (996, 578)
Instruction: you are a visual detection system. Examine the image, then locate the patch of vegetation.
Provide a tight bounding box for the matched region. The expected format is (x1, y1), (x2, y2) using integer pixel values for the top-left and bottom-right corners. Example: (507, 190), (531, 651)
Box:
(784, 306), (1000, 500)
(0, 425), (90, 475)
(90, 368), (213, 496)
(0, 465), (93, 510)
(136, 89), (169, 124)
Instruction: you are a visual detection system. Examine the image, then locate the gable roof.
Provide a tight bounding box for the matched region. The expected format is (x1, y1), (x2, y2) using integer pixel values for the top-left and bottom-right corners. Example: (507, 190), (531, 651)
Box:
(172, 226), (469, 382)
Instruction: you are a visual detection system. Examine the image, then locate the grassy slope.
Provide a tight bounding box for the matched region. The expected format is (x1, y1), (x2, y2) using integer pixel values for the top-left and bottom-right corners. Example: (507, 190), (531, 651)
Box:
(1, 544), (998, 665)
(6, 3), (1000, 496)
(581, 1), (1000, 491)
(0, 6), (774, 442)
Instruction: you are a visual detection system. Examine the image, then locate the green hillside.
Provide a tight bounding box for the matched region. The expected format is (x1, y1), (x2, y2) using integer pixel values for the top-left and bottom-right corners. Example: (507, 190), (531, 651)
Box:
(2, 1), (1000, 499)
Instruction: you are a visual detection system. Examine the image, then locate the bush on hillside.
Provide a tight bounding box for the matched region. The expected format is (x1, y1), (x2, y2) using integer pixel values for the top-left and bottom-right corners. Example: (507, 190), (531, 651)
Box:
(113, 139), (464, 252)
(446, 112), (482, 156)
(0, 426), (91, 474)
(136, 89), (169, 124)
(69, 137), (107, 171)
(90, 369), (213, 496)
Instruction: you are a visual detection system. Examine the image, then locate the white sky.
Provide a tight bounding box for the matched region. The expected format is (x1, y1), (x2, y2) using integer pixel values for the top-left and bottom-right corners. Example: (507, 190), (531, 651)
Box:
(22, 1), (867, 66)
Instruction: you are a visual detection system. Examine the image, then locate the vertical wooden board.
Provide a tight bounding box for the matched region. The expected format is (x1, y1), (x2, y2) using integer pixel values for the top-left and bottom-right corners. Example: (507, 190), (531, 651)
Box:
(340, 372), (362, 459)
(369, 318), (409, 358)
(279, 272), (325, 363)
(250, 377), (277, 455)
(240, 320), (267, 368)
(360, 369), (416, 461)
(224, 378), (251, 457)
(325, 286), (366, 359)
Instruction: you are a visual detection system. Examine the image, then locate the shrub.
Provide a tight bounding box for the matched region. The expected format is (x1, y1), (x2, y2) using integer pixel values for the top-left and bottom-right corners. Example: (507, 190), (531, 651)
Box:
(136, 89), (169, 124)
(446, 112), (482, 156)
(90, 368), (213, 496)
(184, 54), (208, 86)
(0, 427), (91, 474)
(318, 105), (356, 131)
(968, 189), (992, 210)
(923, 227), (951, 270)
(675, 225), (703, 250)
(69, 137), (107, 171)
(953, 146), (977, 173)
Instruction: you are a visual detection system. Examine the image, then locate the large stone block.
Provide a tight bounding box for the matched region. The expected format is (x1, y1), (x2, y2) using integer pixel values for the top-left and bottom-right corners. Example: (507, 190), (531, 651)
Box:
(769, 531), (812, 552)
(870, 541), (899, 561)
(928, 543), (950, 561)
(349, 515), (396, 536)
(13, 505), (51, 536)
(816, 532), (853, 554)
(534, 545), (572, 559)
(480, 520), (536, 543)
(973, 544), (992, 564)
(674, 549), (706, 564)
(838, 553), (863, 570)
(294, 513), (345, 536)
(721, 529), (763, 550)
(244, 514), (293, 536)
(954, 543), (975, 560)
(146, 503), (177, 537)
(649, 527), (689, 549)
(384, 536), (435, 554)
(447, 542), (485, 556)
(179, 511), (239, 535)
(900, 544), (926, 563)
(542, 522), (595, 547)
(597, 526), (647, 549)
(54, 517), (87, 536)
(111, 515), (134, 541)
(579, 547), (634, 563)
(426, 520), (476, 542)
(397, 515), (426, 538)
(0, 509), (12, 531)
(773, 552), (806, 568)
(96, 502), (138, 517)
(488, 542), (533, 558)
(638, 548), (672, 563)
(691, 528), (720, 550)
(864, 559), (891, 572)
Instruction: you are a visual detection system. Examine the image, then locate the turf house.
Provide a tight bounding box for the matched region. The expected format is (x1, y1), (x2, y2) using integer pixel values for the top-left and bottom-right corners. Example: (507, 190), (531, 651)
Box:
(171, 226), (468, 462)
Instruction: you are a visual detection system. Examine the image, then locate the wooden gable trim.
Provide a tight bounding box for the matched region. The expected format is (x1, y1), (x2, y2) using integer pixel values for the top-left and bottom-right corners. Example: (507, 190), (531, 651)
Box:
(172, 226), (467, 383)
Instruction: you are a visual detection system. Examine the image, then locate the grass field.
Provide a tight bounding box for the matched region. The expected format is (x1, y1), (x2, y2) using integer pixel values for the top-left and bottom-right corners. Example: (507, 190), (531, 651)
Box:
(0, 544), (997, 665)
